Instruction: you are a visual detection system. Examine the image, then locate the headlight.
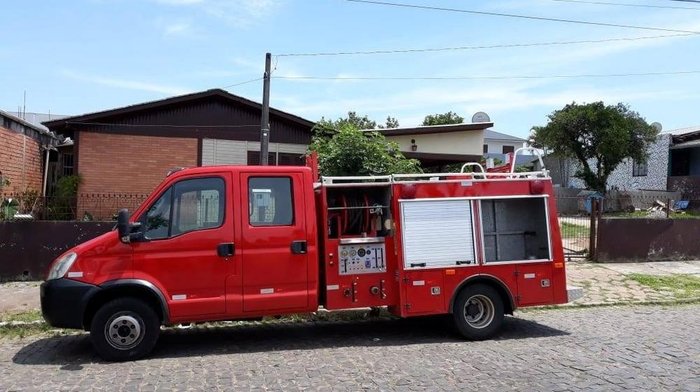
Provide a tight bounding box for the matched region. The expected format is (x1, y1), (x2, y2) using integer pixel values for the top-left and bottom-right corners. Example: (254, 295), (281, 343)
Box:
(47, 252), (78, 280)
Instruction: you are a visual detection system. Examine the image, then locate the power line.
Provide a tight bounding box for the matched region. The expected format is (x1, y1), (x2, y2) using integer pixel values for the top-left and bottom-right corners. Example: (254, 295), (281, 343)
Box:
(276, 33), (691, 57)
(273, 69), (700, 81)
(668, 1), (700, 4)
(344, 0), (700, 34)
(551, 0), (700, 10)
(221, 77), (263, 89)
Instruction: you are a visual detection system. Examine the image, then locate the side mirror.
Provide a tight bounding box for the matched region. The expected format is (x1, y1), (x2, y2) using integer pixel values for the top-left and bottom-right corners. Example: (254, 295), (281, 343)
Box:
(117, 209), (143, 244)
(117, 209), (130, 243)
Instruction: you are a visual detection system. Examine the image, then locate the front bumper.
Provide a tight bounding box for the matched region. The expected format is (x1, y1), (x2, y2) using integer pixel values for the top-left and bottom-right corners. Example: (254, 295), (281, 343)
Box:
(40, 278), (98, 329)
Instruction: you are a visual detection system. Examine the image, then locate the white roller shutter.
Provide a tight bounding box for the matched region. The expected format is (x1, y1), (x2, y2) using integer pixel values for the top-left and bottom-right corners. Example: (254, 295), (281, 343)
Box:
(201, 139), (247, 165)
(400, 199), (476, 268)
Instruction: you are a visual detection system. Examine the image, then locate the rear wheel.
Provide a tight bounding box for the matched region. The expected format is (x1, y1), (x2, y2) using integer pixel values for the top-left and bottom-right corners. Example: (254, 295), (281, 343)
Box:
(453, 284), (504, 340)
(90, 298), (160, 361)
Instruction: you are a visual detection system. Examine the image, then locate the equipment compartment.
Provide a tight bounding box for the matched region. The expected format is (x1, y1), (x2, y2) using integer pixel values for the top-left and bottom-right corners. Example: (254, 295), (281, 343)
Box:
(480, 197), (551, 262)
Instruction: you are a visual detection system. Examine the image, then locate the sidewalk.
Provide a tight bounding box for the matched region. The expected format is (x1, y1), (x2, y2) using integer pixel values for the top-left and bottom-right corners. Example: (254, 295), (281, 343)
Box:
(566, 260), (700, 306)
(1, 261), (699, 314)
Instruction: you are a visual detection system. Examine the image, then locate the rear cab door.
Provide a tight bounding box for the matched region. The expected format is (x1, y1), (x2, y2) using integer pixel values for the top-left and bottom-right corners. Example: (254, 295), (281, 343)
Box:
(239, 168), (317, 313)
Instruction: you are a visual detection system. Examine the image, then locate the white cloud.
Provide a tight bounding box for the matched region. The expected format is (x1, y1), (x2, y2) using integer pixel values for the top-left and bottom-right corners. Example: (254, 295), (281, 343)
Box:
(273, 77), (686, 127)
(156, 19), (195, 37)
(154, 0), (203, 4)
(60, 70), (191, 95)
(150, 0), (282, 28)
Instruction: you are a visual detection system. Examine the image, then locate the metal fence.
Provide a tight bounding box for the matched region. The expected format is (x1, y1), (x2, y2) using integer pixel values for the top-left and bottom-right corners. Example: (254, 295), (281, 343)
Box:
(1, 193), (149, 221)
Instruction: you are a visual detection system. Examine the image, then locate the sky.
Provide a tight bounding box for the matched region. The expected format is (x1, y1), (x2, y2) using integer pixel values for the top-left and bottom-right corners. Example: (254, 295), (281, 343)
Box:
(2, 0), (700, 138)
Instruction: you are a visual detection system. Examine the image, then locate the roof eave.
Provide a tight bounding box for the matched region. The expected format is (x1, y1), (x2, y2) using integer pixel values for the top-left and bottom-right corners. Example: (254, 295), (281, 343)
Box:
(370, 122), (493, 136)
(42, 88), (315, 131)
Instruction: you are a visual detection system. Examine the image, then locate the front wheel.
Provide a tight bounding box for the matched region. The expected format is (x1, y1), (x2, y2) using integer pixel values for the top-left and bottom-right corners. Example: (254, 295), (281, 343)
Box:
(452, 284), (504, 340)
(90, 298), (160, 361)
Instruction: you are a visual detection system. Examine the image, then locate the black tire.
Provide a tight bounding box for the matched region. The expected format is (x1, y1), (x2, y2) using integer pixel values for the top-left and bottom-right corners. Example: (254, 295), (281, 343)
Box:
(452, 284), (504, 340)
(90, 297), (160, 362)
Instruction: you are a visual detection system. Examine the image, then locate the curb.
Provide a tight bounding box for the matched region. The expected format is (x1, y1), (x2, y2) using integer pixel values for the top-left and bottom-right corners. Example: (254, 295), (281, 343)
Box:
(522, 297), (700, 311)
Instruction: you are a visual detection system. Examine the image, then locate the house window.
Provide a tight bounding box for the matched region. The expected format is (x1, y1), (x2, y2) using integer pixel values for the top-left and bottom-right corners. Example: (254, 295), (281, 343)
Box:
(483, 144), (488, 153)
(61, 152), (74, 176)
(632, 160), (648, 177)
(502, 145), (515, 154)
(247, 151), (277, 165)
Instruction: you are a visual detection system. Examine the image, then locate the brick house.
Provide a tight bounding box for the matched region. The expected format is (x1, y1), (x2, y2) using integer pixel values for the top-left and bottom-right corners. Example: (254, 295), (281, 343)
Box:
(44, 89), (314, 195)
(0, 110), (58, 195)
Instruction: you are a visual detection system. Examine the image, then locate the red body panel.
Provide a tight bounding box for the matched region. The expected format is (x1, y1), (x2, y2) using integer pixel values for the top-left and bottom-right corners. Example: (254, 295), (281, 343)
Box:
(57, 166), (567, 324)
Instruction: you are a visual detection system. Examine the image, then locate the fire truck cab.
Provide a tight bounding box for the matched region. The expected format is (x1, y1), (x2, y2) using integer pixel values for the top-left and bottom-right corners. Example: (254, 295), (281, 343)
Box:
(41, 159), (578, 361)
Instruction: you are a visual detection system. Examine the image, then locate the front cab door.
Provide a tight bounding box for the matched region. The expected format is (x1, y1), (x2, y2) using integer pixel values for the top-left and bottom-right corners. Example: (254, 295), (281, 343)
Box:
(240, 172), (310, 313)
(132, 174), (235, 320)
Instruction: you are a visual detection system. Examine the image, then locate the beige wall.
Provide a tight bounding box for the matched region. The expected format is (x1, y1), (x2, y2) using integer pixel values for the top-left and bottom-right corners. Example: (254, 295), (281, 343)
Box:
(386, 130), (484, 156)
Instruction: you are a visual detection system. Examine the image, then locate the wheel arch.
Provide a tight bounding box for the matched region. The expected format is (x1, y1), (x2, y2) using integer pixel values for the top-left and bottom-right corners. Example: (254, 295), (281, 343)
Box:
(83, 279), (170, 330)
(448, 274), (515, 315)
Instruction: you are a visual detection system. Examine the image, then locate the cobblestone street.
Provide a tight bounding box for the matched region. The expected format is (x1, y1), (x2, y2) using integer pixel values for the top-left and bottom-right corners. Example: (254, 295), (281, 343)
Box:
(1, 305), (698, 391)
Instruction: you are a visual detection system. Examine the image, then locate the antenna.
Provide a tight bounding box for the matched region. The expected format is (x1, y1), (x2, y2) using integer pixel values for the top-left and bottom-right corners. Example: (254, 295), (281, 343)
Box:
(472, 111), (491, 123)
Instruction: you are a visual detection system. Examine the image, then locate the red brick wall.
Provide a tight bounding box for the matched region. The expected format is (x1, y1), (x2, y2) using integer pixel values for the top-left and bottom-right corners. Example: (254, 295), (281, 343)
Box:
(0, 126), (43, 194)
(78, 132), (198, 195)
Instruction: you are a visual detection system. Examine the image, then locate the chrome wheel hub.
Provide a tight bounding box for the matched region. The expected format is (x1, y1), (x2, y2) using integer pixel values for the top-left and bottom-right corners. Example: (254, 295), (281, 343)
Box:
(463, 294), (495, 329)
(105, 314), (143, 350)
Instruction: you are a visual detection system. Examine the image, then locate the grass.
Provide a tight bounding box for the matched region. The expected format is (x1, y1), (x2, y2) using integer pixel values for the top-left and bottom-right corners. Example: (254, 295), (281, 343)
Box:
(559, 221), (589, 238)
(0, 308), (393, 339)
(626, 273), (700, 299)
(0, 310), (56, 339)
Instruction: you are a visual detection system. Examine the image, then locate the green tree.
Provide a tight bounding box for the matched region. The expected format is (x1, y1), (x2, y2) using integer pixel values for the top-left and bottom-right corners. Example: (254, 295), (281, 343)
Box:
(313, 111), (399, 139)
(531, 102), (657, 193)
(384, 116), (400, 129)
(308, 124), (421, 176)
(422, 111), (464, 126)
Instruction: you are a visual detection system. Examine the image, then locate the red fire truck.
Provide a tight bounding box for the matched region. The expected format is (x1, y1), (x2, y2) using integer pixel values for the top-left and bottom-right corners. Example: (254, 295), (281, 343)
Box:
(41, 153), (580, 361)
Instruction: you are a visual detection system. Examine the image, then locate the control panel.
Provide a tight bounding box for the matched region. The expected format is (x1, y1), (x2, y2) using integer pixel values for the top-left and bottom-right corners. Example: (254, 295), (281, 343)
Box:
(339, 242), (386, 275)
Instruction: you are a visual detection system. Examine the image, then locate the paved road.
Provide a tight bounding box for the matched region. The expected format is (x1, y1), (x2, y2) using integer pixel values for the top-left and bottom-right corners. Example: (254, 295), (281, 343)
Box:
(1, 305), (699, 391)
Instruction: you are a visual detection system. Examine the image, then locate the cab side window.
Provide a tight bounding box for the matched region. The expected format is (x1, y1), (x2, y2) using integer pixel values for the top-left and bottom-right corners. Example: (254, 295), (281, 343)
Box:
(248, 177), (293, 226)
(144, 189), (172, 240)
(143, 177), (225, 239)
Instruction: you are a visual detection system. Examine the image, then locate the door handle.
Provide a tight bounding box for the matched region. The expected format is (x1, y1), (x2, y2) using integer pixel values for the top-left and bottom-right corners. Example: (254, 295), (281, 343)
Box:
(217, 243), (235, 257)
(290, 240), (307, 254)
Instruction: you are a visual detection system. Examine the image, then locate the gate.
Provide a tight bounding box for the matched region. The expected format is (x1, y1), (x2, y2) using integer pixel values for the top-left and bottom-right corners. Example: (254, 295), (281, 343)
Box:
(556, 196), (601, 261)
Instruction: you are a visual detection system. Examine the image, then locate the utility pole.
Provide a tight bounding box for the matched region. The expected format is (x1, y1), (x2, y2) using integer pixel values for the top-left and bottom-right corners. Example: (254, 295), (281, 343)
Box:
(260, 52), (272, 165)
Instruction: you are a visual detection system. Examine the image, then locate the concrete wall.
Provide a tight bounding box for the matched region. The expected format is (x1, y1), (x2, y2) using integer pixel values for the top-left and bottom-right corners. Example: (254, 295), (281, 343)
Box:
(0, 126), (43, 194)
(597, 217), (700, 262)
(386, 130), (483, 156)
(0, 221), (111, 280)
